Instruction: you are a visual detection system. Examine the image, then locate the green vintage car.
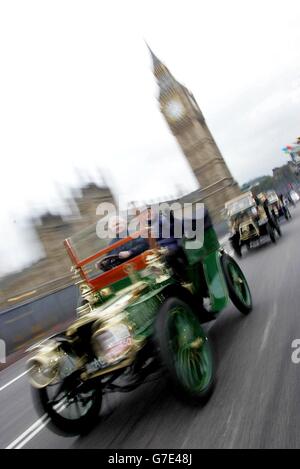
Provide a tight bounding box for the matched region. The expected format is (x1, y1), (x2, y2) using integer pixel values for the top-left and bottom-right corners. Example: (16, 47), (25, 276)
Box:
(27, 209), (252, 435)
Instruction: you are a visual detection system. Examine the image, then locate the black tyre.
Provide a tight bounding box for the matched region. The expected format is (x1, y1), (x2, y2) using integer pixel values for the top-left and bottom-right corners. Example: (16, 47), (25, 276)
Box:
(31, 378), (103, 436)
(234, 247), (242, 258)
(230, 240), (242, 258)
(155, 298), (215, 404)
(267, 223), (276, 243)
(221, 253), (253, 315)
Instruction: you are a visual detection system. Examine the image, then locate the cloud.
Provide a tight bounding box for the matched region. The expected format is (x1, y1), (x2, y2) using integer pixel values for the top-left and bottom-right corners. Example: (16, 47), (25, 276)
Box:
(0, 0), (300, 272)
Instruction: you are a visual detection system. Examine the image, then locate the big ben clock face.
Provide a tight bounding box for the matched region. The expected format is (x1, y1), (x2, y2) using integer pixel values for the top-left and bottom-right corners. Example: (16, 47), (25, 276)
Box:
(165, 99), (185, 121)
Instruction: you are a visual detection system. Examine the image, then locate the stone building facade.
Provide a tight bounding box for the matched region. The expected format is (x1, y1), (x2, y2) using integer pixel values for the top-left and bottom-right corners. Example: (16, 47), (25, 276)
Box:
(35, 184), (114, 265)
(1, 183), (114, 308)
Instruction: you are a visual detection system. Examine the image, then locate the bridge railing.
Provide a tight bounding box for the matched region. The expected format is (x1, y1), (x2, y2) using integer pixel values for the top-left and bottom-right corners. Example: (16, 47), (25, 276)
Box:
(0, 284), (78, 356)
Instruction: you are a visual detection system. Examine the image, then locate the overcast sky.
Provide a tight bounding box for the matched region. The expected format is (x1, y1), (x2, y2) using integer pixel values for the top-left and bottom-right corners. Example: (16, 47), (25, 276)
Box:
(0, 0), (300, 276)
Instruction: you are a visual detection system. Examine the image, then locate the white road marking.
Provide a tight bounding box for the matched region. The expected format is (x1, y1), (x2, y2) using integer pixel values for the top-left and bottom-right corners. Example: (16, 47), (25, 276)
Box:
(259, 303), (278, 354)
(260, 318), (273, 353)
(0, 370), (29, 392)
(13, 418), (51, 450)
(6, 415), (49, 449)
(6, 402), (66, 449)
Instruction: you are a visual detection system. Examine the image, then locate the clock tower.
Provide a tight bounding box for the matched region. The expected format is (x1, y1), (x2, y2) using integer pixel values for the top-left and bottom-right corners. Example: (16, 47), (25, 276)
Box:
(148, 46), (241, 223)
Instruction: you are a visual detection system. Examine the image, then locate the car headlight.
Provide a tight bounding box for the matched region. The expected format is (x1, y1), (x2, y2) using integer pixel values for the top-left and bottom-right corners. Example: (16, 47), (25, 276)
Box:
(92, 323), (133, 365)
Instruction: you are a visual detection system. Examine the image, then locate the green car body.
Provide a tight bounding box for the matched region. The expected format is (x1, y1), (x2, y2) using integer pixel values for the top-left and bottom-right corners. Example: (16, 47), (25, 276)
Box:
(27, 218), (253, 436)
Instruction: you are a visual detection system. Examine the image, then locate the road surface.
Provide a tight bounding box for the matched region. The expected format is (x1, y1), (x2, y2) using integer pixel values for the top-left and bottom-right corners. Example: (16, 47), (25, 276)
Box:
(1, 206), (300, 449)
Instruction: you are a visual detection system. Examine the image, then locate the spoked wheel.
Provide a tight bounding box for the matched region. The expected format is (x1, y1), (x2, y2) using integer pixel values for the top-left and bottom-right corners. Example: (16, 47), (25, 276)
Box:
(155, 298), (215, 404)
(32, 375), (103, 436)
(221, 253), (253, 315)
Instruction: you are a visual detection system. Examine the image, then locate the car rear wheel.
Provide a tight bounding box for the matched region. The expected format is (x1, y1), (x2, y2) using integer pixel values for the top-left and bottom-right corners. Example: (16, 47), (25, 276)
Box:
(274, 221), (282, 237)
(233, 247), (242, 258)
(267, 224), (276, 243)
(230, 239), (242, 258)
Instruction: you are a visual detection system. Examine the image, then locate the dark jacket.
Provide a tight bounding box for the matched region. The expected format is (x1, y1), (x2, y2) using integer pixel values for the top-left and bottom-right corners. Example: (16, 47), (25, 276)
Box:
(109, 231), (149, 258)
(150, 214), (179, 251)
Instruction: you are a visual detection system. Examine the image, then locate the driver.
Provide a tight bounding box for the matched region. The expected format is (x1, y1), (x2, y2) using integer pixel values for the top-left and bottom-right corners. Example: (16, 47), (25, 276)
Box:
(101, 216), (149, 269)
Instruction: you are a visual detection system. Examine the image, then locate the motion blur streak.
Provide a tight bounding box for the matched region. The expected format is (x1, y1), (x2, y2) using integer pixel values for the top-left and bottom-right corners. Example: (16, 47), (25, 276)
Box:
(1, 206), (300, 449)
(0, 370), (28, 392)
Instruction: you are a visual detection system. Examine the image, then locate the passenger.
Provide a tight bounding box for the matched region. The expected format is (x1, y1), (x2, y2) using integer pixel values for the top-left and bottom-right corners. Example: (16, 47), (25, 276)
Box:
(145, 206), (188, 281)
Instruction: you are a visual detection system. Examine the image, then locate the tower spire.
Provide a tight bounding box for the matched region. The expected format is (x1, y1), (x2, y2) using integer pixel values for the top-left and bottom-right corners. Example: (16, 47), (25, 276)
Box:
(145, 41), (168, 79)
(145, 42), (161, 69)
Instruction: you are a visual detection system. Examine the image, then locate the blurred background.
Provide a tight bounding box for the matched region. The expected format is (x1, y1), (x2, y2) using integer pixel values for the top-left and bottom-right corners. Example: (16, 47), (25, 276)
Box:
(0, 0), (300, 312)
(2, 2), (300, 452)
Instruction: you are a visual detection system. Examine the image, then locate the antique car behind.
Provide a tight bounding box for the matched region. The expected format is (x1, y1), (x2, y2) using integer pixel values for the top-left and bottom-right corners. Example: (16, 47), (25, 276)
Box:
(225, 192), (280, 257)
(27, 209), (253, 435)
(266, 191), (291, 221)
(289, 189), (300, 205)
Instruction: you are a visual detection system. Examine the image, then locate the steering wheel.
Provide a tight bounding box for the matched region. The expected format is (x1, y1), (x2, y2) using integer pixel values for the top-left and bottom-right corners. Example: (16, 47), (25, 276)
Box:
(96, 254), (121, 272)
